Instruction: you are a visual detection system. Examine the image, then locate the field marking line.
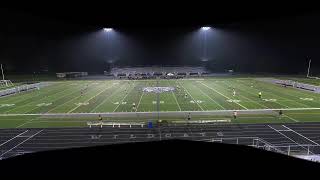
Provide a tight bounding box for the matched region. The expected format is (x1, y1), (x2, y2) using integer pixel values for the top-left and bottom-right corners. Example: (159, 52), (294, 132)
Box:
(0, 129), (43, 157)
(199, 81), (248, 110)
(44, 81), (105, 113)
(113, 81), (136, 112)
(1, 107), (320, 116)
(282, 125), (319, 145)
(283, 114), (299, 122)
(237, 80), (291, 108)
(171, 90), (181, 111)
(90, 84), (125, 113)
(15, 117), (41, 128)
(191, 83), (225, 110)
(0, 130), (28, 147)
(253, 79), (315, 108)
(178, 81), (204, 111)
(221, 80), (301, 122)
(136, 91), (145, 112)
(167, 80), (181, 111)
(44, 81), (108, 113)
(0, 82), (62, 104)
(219, 80), (270, 109)
(4, 82), (71, 113)
(67, 83), (116, 113)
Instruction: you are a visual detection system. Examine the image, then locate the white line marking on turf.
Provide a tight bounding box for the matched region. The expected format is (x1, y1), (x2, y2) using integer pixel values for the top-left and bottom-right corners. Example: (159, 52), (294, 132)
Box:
(136, 91), (144, 112)
(192, 83), (225, 110)
(67, 83), (115, 113)
(113, 81), (136, 112)
(171, 90), (181, 111)
(0, 130), (28, 147)
(0, 130), (43, 157)
(199, 81), (248, 110)
(178, 81), (204, 111)
(45, 82), (100, 113)
(235, 80), (291, 109)
(3, 83), (72, 113)
(16, 117), (40, 128)
(283, 114), (299, 122)
(90, 84), (124, 113)
(282, 125), (320, 145)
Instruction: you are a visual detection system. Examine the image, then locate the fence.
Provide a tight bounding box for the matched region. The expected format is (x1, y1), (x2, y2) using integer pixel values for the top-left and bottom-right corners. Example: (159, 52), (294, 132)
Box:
(0, 82), (50, 97)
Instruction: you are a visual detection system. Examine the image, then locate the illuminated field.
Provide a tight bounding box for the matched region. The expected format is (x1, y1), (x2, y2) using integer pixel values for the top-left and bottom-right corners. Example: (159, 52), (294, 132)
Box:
(1, 77), (320, 128)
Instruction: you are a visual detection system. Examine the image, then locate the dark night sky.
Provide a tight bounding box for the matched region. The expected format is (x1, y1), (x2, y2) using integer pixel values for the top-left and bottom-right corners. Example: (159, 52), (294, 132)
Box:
(1, 3), (320, 74)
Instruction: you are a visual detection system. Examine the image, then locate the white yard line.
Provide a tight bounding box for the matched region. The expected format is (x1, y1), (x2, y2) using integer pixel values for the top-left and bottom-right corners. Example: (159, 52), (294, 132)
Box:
(113, 81), (136, 112)
(90, 84), (124, 113)
(4, 84), (70, 113)
(221, 81), (299, 122)
(0, 130), (28, 147)
(231, 81), (290, 109)
(67, 84), (115, 113)
(199, 81), (248, 110)
(253, 80), (313, 108)
(168, 80), (181, 111)
(16, 117), (40, 128)
(171, 90), (181, 111)
(283, 114), (299, 122)
(136, 91), (145, 112)
(0, 130), (43, 157)
(178, 81), (204, 111)
(193, 84), (225, 110)
(46, 82), (102, 113)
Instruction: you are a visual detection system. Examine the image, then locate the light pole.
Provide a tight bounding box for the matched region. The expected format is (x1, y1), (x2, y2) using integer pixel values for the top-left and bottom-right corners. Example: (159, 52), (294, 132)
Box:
(201, 26), (211, 62)
(103, 28), (114, 70)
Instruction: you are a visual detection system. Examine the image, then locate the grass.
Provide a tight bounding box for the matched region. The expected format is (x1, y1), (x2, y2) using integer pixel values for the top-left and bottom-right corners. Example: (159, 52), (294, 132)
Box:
(1, 77), (320, 128)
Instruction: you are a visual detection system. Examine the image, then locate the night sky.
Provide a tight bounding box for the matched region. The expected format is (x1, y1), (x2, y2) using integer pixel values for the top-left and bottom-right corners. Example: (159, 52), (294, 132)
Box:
(1, 4), (319, 74)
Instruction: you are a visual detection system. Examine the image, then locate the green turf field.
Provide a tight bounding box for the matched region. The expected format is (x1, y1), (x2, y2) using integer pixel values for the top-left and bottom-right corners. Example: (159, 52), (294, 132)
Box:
(1, 77), (320, 128)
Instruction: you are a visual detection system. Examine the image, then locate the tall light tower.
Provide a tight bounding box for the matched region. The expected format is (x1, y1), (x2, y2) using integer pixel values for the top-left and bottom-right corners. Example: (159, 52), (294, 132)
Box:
(201, 26), (211, 62)
(103, 28), (114, 70)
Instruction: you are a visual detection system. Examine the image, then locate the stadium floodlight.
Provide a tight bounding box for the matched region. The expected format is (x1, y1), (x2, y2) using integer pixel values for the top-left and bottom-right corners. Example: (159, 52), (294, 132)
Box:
(103, 28), (113, 32)
(201, 27), (211, 31)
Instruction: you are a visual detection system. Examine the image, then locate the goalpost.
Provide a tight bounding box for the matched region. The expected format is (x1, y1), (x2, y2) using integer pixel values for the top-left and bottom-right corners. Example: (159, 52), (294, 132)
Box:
(0, 64), (13, 87)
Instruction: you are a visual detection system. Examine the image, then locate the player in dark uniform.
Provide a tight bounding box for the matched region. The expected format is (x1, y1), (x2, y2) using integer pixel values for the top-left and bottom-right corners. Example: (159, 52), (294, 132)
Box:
(98, 114), (103, 128)
(187, 113), (191, 121)
(279, 110), (283, 119)
(233, 111), (237, 119)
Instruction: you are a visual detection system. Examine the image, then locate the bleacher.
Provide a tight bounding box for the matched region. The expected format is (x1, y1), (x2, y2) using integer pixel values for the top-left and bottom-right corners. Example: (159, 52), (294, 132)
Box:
(110, 66), (207, 79)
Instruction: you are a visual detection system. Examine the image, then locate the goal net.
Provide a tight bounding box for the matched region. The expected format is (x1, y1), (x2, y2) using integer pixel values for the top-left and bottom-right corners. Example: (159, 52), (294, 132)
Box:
(0, 80), (13, 88)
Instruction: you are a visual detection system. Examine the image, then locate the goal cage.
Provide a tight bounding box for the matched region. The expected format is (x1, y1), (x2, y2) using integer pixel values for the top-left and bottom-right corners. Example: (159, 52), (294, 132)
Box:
(0, 80), (13, 87)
